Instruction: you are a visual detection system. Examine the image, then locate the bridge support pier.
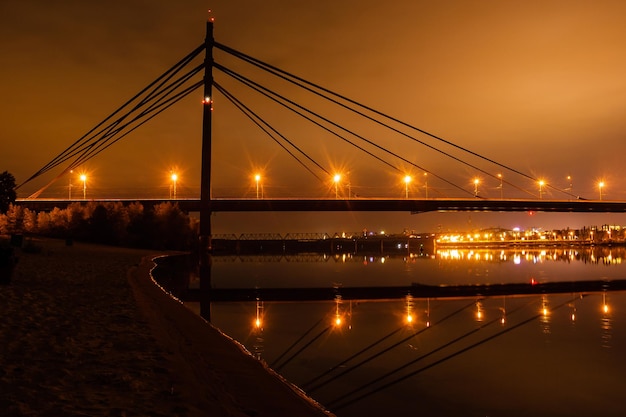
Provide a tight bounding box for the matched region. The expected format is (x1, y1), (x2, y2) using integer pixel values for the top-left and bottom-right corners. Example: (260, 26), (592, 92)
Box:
(199, 19), (214, 252)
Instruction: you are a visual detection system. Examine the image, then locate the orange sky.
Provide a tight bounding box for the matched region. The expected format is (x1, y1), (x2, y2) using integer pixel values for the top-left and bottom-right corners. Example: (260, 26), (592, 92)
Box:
(3, 1), (626, 233)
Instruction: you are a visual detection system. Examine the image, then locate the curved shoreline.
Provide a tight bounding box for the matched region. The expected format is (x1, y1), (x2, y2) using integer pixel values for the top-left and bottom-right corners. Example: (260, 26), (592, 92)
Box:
(133, 253), (332, 417)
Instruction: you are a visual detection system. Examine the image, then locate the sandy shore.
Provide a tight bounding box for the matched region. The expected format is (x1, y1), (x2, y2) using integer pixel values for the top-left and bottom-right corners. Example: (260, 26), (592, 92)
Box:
(0, 237), (331, 417)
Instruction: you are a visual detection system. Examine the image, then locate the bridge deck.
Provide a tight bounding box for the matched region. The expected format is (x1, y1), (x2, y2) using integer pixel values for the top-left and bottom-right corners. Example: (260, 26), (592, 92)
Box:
(15, 197), (626, 213)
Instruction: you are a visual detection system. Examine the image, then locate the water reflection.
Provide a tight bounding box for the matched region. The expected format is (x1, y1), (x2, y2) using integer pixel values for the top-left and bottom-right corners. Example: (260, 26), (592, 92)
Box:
(152, 247), (626, 416)
(436, 246), (624, 265)
(540, 294), (551, 338)
(601, 292), (612, 349)
(207, 245), (626, 266)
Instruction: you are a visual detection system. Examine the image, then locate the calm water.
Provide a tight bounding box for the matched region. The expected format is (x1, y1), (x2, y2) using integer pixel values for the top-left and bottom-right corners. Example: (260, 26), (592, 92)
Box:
(155, 247), (626, 417)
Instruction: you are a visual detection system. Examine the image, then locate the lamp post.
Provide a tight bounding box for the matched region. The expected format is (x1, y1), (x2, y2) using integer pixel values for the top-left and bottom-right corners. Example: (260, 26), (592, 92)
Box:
(170, 173), (178, 199)
(404, 175), (411, 199)
(473, 178), (479, 197)
(255, 174), (261, 199)
(497, 173), (503, 199)
(424, 172), (428, 198)
(599, 181), (604, 201)
(68, 170), (73, 200)
(80, 174), (87, 200)
(538, 180), (545, 199)
(333, 174), (341, 199)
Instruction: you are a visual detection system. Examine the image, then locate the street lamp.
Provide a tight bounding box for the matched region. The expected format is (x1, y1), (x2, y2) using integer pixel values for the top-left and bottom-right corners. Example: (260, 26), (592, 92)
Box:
(424, 172), (428, 198)
(170, 173), (178, 199)
(80, 174), (87, 200)
(497, 173), (503, 199)
(538, 180), (545, 199)
(68, 169), (73, 200)
(599, 181), (605, 200)
(404, 175), (411, 199)
(473, 178), (479, 197)
(333, 174), (341, 199)
(254, 174), (261, 199)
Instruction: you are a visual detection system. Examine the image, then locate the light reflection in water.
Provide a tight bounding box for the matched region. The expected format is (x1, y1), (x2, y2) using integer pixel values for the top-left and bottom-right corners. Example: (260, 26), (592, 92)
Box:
(569, 294), (578, 323)
(334, 294), (343, 328)
(184, 291), (626, 416)
(475, 300), (484, 322)
(405, 295), (414, 325)
(601, 292), (612, 349)
(154, 248), (626, 416)
(436, 247), (624, 266)
(540, 295), (551, 337)
(252, 299), (264, 359)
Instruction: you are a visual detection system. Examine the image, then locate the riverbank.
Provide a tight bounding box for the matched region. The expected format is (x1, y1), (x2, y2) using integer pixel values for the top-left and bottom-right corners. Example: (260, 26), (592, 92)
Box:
(0, 237), (331, 417)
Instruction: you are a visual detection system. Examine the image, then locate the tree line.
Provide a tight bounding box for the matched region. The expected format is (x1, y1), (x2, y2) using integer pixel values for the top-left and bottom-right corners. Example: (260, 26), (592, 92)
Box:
(0, 201), (199, 251)
(0, 171), (198, 251)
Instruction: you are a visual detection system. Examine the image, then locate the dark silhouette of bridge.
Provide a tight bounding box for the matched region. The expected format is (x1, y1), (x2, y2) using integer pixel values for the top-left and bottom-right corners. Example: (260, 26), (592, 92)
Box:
(15, 196), (626, 214)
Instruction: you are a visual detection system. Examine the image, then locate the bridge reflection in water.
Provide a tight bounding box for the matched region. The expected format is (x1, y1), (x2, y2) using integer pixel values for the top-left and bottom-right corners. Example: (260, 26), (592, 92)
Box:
(152, 246), (626, 416)
(155, 242), (626, 304)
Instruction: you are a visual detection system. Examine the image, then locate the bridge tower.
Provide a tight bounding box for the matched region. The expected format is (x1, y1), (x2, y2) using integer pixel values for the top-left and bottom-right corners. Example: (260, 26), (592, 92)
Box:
(199, 19), (214, 251)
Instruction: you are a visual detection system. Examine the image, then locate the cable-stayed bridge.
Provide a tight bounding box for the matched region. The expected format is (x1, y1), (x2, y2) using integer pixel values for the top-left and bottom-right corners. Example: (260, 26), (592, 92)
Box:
(14, 20), (626, 241)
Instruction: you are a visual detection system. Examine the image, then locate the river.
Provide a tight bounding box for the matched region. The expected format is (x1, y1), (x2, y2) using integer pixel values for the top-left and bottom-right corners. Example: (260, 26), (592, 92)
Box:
(153, 245), (626, 417)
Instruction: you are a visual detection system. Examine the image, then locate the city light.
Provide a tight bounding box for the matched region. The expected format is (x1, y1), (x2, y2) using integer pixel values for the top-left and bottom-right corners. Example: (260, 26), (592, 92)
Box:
(538, 180), (545, 199)
(497, 173), (503, 199)
(473, 178), (480, 197)
(424, 172), (428, 198)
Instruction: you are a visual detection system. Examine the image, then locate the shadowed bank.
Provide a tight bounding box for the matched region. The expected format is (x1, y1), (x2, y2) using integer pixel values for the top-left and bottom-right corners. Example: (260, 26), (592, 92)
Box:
(0, 237), (331, 417)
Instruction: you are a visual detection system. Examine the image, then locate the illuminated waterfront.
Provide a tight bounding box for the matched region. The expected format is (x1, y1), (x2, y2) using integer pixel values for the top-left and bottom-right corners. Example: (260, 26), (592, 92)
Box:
(154, 247), (626, 416)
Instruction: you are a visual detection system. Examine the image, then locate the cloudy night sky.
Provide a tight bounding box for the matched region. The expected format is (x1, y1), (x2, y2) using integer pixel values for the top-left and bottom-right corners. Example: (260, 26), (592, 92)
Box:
(3, 1), (626, 234)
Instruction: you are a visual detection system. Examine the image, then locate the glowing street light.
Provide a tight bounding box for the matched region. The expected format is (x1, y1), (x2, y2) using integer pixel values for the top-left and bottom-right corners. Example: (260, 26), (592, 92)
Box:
(497, 173), (503, 199)
(404, 175), (411, 199)
(599, 181), (605, 201)
(538, 180), (545, 199)
(333, 173), (341, 199)
(473, 178), (479, 197)
(254, 174), (261, 199)
(80, 174), (87, 200)
(170, 172), (178, 199)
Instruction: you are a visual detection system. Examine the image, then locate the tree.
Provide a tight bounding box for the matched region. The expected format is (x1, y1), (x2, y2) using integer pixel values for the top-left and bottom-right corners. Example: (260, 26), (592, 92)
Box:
(0, 171), (17, 213)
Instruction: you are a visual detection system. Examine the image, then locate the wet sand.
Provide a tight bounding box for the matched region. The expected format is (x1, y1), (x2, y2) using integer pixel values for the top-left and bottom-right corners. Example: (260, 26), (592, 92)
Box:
(0, 237), (331, 416)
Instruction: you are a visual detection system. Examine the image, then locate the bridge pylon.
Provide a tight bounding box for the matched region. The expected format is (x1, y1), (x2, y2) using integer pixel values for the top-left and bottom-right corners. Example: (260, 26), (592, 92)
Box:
(199, 18), (214, 251)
